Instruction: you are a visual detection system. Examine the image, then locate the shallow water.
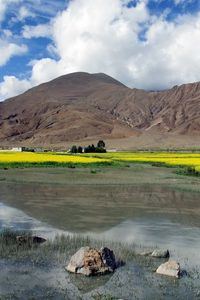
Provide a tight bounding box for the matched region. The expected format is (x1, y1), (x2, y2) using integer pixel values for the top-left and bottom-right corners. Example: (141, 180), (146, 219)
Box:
(1, 167), (200, 299)
(1, 181), (200, 268)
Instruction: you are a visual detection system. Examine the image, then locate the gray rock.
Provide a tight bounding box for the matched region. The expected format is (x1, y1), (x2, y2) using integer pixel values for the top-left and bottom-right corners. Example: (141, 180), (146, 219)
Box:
(66, 246), (89, 273)
(140, 251), (153, 257)
(66, 246), (116, 276)
(16, 235), (46, 246)
(101, 247), (116, 271)
(156, 260), (180, 278)
(151, 249), (169, 258)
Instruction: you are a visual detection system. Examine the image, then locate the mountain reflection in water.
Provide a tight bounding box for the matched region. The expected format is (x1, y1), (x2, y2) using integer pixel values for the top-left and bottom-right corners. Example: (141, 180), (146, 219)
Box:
(1, 201), (200, 268)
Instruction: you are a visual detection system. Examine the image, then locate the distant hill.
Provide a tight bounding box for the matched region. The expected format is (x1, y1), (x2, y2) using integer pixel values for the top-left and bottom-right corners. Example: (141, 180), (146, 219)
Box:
(1, 72), (200, 149)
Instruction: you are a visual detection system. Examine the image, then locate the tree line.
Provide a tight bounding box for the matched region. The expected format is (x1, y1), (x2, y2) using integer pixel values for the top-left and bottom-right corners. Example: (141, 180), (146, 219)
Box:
(70, 140), (106, 153)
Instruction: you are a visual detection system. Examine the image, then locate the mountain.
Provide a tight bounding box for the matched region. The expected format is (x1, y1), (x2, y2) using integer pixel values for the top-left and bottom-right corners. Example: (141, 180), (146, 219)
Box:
(0, 72), (200, 149)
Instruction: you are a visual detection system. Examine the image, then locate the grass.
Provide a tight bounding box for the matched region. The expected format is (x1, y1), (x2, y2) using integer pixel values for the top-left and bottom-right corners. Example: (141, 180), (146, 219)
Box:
(0, 229), (137, 263)
(82, 152), (200, 177)
(175, 166), (200, 177)
(0, 161), (114, 169)
(2, 151), (200, 177)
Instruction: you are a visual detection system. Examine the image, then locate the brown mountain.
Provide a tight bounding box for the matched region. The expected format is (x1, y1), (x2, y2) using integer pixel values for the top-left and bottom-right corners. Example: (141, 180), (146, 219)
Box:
(0, 72), (200, 149)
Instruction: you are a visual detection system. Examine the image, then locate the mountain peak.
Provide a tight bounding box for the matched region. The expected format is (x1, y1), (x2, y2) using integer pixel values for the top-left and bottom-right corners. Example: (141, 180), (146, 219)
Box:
(48, 72), (126, 88)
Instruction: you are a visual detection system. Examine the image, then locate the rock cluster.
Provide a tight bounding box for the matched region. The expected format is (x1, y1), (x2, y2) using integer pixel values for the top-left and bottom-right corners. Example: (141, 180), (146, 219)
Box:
(140, 249), (181, 278)
(66, 246), (183, 279)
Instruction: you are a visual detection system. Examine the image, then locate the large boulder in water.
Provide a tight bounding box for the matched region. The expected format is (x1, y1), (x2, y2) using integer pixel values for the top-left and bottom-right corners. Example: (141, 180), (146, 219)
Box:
(156, 260), (180, 278)
(66, 246), (116, 276)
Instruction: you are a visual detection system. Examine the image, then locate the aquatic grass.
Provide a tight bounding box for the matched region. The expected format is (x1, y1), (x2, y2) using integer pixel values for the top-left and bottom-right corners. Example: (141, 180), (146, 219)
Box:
(45, 233), (138, 265)
(0, 229), (34, 259)
(0, 230), (137, 265)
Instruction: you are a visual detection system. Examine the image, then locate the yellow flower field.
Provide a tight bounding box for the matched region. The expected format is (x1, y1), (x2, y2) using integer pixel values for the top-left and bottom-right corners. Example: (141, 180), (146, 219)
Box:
(1, 151), (200, 172)
(82, 152), (200, 172)
(0, 152), (110, 165)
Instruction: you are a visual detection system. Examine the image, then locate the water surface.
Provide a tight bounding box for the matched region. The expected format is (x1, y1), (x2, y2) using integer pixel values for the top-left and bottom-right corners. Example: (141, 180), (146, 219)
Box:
(1, 175), (200, 268)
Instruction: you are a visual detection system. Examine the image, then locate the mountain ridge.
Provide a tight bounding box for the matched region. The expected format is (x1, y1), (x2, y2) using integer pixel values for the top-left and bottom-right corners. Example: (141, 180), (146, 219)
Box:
(0, 72), (200, 148)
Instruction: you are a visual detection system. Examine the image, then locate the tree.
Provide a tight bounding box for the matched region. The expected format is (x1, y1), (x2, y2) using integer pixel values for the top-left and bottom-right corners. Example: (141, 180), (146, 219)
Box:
(95, 147), (106, 153)
(84, 141), (106, 153)
(70, 145), (77, 153)
(91, 144), (96, 152)
(77, 146), (83, 153)
(97, 140), (105, 149)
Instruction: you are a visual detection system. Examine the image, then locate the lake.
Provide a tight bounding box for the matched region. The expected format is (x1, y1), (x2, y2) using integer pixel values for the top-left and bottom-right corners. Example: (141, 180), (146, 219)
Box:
(0, 165), (200, 299)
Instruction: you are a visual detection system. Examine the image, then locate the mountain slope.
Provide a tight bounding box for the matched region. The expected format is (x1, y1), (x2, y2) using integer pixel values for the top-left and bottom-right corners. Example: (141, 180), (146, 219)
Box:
(0, 72), (200, 148)
(0, 72), (136, 145)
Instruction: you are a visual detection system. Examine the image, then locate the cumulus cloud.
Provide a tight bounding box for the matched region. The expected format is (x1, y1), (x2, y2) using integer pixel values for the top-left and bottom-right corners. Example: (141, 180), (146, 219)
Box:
(29, 0), (150, 86)
(1, 0), (200, 101)
(0, 76), (31, 100)
(28, 0), (200, 90)
(0, 39), (27, 67)
(30, 58), (61, 84)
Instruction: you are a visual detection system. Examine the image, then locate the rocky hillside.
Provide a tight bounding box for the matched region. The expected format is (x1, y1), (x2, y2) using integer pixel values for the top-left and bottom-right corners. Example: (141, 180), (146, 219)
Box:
(0, 72), (200, 147)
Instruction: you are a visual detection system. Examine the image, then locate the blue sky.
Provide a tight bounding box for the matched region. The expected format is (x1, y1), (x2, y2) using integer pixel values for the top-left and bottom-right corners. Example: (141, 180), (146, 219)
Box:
(0, 0), (200, 100)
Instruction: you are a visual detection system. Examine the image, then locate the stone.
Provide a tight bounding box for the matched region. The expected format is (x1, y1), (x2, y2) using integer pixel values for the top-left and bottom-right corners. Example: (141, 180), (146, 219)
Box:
(66, 247), (89, 273)
(101, 247), (116, 270)
(66, 246), (116, 276)
(16, 235), (46, 246)
(151, 249), (170, 258)
(140, 251), (153, 257)
(156, 260), (180, 278)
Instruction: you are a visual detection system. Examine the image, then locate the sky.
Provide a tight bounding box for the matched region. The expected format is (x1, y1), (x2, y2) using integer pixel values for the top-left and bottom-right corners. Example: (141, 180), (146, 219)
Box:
(0, 0), (200, 101)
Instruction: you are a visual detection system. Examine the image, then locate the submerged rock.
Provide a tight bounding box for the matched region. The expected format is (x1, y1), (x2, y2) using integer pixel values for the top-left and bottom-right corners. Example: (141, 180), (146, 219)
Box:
(140, 251), (153, 257)
(156, 260), (180, 278)
(151, 249), (170, 258)
(140, 249), (170, 258)
(16, 235), (46, 246)
(66, 246), (116, 276)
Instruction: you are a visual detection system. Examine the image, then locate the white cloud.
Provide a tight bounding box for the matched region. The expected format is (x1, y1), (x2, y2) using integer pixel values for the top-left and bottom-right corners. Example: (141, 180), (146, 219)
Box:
(1, 0), (200, 101)
(0, 76), (31, 100)
(0, 0), (28, 73)
(19, 6), (34, 20)
(22, 23), (52, 39)
(30, 58), (60, 84)
(0, 39), (27, 66)
(174, 0), (193, 4)
(0, 0), (7, 22)
(30, 0), (150, 86)
(0, 0), (21, 22)
(28, 0), (200, 90)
